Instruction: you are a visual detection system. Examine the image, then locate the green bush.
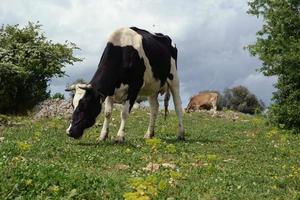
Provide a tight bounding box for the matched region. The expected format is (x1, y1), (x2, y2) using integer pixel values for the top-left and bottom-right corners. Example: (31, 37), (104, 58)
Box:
(223, 86), (264, 114)
(247, 0), (300, 131)
(0, 22), (81, 113)
(50, 93), (65, 100)
(268, 77), (300, 131)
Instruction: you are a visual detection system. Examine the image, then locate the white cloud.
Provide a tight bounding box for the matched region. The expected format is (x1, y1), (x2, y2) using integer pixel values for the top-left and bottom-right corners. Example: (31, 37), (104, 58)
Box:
(1, 0), (274, 105)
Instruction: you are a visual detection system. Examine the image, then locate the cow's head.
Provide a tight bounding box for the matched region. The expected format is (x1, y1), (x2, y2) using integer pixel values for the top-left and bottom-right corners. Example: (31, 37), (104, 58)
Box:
(65, 83), (102, 139)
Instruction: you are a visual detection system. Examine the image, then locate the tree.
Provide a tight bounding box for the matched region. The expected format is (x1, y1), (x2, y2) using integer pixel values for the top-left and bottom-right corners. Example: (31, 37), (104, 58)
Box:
(50, 93), (65, 100)
(0, 22), (81, 113)
(223, 86), (264, 114)
(247, 0), (300, 131)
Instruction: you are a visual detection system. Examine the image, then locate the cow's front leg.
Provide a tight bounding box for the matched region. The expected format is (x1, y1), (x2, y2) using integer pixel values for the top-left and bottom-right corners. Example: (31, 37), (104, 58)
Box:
(144, 94), (159, 139)
(98, 96), (113, 142)
(115, 100), (130, 143)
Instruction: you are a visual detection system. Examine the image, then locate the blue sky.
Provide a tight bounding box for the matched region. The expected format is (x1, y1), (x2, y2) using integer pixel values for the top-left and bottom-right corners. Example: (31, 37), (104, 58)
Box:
(0, 0), (277, 106)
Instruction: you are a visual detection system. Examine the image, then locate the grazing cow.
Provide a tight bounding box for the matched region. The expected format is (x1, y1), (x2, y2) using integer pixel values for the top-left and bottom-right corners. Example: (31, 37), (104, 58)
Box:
(185, 92), (219, 114)
(65, 27), (185, 143)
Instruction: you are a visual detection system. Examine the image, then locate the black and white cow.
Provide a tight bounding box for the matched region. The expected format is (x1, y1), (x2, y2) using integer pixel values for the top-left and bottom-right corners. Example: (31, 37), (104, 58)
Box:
(66, 27), (185, 143)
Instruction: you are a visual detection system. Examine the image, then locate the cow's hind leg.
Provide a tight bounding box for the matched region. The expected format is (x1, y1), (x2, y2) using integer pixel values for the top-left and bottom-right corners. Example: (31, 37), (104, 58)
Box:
(114, 100), (130, 143)
(169, 80), (185, 140)
(98, 96), (113, 141)
(144, 94), (159, 139)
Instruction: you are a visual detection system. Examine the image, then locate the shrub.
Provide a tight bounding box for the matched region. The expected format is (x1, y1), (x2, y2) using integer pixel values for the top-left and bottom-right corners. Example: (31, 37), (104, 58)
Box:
(223, 86), (264, 114)
(50, 93), (65, 100)
(247, 0), (300, 131)
(0, 22), (81, 114)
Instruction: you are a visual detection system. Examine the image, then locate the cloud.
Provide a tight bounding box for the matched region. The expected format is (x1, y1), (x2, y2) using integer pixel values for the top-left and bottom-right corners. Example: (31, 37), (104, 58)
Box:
(1, 0), (274, 106)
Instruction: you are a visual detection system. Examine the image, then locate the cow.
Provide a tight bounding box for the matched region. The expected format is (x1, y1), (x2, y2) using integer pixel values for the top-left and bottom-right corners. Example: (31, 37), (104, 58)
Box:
(185, 92), (219, 114)
(65, 27), (185, 143)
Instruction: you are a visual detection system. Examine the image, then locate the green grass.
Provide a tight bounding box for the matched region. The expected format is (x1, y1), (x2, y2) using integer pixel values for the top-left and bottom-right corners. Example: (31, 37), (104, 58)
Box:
(0, 110), (300, 199)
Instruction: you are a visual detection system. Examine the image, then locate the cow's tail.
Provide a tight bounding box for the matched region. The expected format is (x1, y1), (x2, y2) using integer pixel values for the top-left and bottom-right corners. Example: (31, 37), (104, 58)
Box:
(164, 87), (171, 120)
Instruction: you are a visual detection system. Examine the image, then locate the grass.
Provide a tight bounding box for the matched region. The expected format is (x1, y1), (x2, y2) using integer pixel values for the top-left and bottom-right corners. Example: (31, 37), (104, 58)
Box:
(0, 109), (300, 199)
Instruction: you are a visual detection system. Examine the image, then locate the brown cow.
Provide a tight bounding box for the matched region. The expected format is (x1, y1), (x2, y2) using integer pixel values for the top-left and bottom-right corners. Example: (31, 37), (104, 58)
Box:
(185, 92), (219, 114)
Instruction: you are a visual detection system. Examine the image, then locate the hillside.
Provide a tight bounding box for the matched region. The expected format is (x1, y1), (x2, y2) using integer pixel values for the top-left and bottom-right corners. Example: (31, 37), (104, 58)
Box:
(0, 110), (299, 199)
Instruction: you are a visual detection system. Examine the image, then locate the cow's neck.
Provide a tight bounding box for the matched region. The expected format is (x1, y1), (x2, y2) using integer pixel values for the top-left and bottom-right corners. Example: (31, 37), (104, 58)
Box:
(90, 43), (123, 98)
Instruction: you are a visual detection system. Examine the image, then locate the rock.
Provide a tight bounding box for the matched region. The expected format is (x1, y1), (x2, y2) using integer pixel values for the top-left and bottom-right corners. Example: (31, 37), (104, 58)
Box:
(186, 109), (248, 121)
(162, 163), (177, 169)
(33, 99), (73, 119)
(115, 164), (130, 170)
(142, 162), (160, 172)
(33, 99), (147, 119)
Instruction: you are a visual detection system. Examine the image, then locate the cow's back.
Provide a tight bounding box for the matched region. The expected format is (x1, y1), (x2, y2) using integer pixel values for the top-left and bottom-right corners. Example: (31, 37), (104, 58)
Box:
(130, 27), (176, 89)
(187, 92), (218, 110)
(91, 27), (178, 98)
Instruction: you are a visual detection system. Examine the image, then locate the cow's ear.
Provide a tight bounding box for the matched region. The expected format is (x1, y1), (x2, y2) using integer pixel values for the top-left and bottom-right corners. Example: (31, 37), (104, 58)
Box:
(65, 84), (76, 91)
(78, 84), (93, 90)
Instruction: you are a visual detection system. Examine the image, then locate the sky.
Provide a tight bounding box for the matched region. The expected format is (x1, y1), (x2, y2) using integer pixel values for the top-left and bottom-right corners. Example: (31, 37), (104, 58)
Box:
(0, 0), (277, 106)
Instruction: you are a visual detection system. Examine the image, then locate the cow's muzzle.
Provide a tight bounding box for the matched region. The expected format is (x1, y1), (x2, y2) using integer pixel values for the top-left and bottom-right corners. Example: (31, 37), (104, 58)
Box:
(67, 128), (83, 139)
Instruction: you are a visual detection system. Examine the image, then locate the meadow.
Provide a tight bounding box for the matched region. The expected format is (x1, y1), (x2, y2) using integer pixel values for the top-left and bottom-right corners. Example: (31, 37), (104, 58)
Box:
(0, 109), (300, 199)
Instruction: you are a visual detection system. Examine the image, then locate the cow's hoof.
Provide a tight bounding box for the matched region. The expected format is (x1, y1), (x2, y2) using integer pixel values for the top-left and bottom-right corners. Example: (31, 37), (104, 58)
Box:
(97, 136), (106, 143)
(97, 133), (108, 142)
(177, 135), (186, 141)
(114, 136), (125, 144)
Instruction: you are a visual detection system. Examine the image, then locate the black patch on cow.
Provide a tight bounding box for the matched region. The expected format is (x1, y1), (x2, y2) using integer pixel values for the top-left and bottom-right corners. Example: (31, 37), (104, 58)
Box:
(90, 43), (146, 110)
(130, 27), (177, 86)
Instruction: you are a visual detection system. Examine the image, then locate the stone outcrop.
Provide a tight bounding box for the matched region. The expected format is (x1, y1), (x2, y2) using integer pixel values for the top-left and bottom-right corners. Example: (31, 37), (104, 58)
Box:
(33, 99), (73, 119)
(33, 99), (146, 119)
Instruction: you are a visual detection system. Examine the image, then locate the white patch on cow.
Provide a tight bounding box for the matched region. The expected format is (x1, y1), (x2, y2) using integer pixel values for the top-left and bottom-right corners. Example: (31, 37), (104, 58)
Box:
(168, 57), (185, 139)
(72, 84), (87, 110)
(144, 94), (159, 139)
(66, 124), (72, 134)
(107, 28), (163, 97)
(171, 42), (176, 48)
(66, 84), (87, 134)
(115, 100), (130, 142)
(169, 58), (179, 82)
(98, 96), (114, 141)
